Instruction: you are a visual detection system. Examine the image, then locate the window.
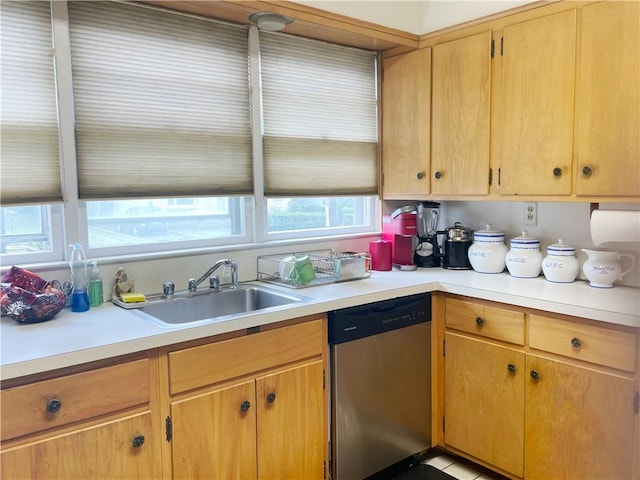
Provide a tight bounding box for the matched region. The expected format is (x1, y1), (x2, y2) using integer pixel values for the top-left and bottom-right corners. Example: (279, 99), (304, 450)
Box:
(0, 1), (62, 264)
(85, 198), (247, 253)
(266, 197), (376, 240)
(258, 31), (379, 238)
(0, 1), (379, 263)
(67, 1), (253, 254)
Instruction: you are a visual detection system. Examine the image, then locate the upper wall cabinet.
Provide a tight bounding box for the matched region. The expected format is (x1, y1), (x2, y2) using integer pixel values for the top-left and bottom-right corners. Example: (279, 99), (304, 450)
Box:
(381, 48), (431, 199)
(575, 1), (639, 197)
(431, 32), (492, 195)
(499, 10), (577, 196)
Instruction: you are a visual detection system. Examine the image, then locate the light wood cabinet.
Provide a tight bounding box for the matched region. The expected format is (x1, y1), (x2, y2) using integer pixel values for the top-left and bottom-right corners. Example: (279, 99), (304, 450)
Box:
(165, 318), (327, 480)
(444, 296), (525, 345)
(499, 10), (577, 196)
(256, 361), (324, 479)
(1, 412), (158, 480)
(431, 32), (492, 195)
(380, 1), (638, 201)
(0, 356), (160, 480)
(525, 354), (635, 480)
(442, 295), (639, 479)
(445, 331), (525, 477)
(575, 1), (640, 197)
(381, 48), (431, 199)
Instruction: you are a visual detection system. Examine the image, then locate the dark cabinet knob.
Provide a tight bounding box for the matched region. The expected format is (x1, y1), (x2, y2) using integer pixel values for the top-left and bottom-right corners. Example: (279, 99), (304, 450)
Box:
(507, 363), (517, 373)
(416, 172), (425, 180)
(132, 435), (145, 448)
(434, 171), (442, 179)
(46, 399), (62, 413)
(240, 400), (251, 412)
(582, 165), (593, 176)
(553, 167), (562, 177)
(571, 337), (582, 348)
(266, 393), (276, 404)
(475, 317), (485, 327)
(530, 370), (540, 380)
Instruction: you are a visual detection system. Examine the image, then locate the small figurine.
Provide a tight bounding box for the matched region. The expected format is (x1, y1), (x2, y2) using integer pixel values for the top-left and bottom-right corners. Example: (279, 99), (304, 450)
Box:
(113, 267), (135, 299)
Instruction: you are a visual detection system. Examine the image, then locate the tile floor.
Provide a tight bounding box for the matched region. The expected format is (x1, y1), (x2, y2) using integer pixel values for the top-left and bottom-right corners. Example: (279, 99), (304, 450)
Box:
(422, 453), (501, 480)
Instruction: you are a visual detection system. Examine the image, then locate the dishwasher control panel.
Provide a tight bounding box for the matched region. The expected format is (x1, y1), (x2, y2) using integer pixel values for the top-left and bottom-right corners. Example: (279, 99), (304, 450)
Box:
(328, 292), (431, 344)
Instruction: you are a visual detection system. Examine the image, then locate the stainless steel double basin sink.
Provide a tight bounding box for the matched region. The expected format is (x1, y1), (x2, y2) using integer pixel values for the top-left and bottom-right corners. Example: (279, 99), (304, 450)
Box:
(130, 284), (309, 327)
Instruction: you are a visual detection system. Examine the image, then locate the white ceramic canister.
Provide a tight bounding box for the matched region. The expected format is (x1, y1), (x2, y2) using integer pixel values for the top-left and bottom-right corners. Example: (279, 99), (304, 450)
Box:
(581, 249), (636, 288)
(542, 239), (579, 283)
(505, 231), (543, 278)
(468, 224), (508, 273)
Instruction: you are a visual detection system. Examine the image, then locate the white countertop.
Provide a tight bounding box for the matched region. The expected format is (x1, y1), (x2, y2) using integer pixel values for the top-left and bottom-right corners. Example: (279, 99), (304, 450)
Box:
(2, 269), (639, 381)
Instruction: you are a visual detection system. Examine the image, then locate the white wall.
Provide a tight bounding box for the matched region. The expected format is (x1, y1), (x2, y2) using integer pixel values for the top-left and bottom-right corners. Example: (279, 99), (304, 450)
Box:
(291, 0), (536, 34)
(385, 200), (640, 288)
(33, 235), (378, 300)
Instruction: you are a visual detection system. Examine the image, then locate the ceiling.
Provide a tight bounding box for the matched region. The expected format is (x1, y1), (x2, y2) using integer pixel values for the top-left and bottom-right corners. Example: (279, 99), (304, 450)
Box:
(290, 0), (537, 35)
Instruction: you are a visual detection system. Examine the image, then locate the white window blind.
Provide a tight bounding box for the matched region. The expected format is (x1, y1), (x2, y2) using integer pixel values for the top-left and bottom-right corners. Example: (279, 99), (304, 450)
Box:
(0, 1), (61, 205)
(259, 32), (378, 197)
(68, 1), (252, 199)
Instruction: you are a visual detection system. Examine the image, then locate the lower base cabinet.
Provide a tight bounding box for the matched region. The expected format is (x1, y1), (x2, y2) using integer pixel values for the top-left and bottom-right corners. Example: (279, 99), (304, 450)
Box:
(445, 332), (525, 477)
(0, 316), (327, 480)
(1, 410), (158, 479)
(525, 354), (635, 480)
(442, 295), (638, 480)
(171, 360), (324, 480)
(165, 317), (327, 480)
(0, 356), (159, 480)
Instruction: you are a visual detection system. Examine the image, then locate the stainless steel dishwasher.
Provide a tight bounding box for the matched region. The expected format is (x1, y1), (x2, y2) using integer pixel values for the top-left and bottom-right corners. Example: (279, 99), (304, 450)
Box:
(329, 292), (432, 480)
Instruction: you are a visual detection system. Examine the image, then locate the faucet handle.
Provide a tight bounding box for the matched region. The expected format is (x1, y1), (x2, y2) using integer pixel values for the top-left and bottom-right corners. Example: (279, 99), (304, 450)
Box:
(163, 281), (175, 298)
(188, 278), (197, 292)
(209, 275), (220, 291)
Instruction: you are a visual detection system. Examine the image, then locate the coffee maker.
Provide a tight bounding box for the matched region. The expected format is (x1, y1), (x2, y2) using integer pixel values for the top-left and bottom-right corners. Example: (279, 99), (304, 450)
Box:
(414, 201), (441, 267)
(382, 206), (418, 270)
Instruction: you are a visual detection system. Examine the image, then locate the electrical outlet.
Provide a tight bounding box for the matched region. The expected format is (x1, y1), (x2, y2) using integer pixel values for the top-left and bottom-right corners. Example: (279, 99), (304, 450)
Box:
(525, 202), (538, 226)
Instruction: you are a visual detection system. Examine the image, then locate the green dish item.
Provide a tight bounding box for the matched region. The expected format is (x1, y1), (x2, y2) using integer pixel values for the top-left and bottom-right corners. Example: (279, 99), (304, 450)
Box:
(279, 255), (316, 285)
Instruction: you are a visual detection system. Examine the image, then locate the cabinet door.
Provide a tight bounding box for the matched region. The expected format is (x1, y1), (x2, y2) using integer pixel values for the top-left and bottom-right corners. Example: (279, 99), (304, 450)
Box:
(256, 361), (324, 480)
(381, 48), (431, 198)
(445, 332), (525, 477)
(171, 380), (256, 480)
(525, 354), (635, 479)
(575, 1), (639, 197)
(432, 32), (492, 195)
(500, 10), (576, 195)
(1, 412), (158, 479)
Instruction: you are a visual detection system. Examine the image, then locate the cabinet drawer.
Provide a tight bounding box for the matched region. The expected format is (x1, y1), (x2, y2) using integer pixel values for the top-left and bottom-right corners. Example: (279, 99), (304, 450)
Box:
(1, 359), (150, 441)
(169, 318), (324, 395)
(529, 315), (637, 372)
(445, 297), (525, 345)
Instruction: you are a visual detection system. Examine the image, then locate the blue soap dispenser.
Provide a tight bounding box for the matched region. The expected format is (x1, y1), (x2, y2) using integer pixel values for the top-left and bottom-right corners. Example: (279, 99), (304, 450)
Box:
(69, 243), (90, 312)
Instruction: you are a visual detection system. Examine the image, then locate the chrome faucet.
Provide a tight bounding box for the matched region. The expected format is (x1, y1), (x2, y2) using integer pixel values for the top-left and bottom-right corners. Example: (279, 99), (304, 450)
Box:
(188, 259), (238, 292)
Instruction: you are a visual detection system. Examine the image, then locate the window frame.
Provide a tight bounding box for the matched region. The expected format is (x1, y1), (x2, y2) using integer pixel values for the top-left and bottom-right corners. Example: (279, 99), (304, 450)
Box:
(0, 1), (380, 267)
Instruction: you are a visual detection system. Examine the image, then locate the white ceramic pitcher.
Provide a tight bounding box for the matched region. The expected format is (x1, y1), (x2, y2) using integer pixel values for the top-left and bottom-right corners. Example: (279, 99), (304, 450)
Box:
(581, 249), (636, 288)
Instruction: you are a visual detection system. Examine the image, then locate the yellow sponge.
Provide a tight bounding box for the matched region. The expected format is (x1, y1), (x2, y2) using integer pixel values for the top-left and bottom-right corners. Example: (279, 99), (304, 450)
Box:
(119, 292), (146, 303)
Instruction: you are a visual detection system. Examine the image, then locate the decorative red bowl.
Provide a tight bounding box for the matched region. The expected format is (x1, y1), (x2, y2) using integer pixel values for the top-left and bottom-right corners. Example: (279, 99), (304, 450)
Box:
(0, 266), (72, 324)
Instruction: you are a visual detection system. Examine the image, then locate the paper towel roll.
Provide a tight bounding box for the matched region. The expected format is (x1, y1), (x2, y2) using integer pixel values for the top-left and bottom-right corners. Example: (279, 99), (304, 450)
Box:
(590, 210), (640, 245)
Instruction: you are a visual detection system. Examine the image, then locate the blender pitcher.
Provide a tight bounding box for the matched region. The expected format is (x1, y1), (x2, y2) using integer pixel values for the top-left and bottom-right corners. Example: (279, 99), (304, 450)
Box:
(414, 201), (441, 267)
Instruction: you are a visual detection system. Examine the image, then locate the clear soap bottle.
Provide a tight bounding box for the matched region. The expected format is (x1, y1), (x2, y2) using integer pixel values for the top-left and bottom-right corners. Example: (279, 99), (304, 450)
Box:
(88, 260), (104, 307)
(69, 243), (90, 312)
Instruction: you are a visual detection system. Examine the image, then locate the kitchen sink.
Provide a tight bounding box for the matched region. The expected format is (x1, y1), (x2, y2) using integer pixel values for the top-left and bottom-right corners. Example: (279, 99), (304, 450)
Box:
(131, 284), (309, 326)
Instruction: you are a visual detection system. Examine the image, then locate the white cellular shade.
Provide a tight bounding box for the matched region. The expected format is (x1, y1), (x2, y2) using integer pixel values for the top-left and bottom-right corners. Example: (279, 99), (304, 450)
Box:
(260, 32), (378, 196)
(0, 1), (62, 204)
(68, 1), (252, 199)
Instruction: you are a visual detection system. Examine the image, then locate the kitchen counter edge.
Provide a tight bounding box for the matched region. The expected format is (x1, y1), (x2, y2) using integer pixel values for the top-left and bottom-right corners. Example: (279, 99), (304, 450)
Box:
(1, 269), (638, 381)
